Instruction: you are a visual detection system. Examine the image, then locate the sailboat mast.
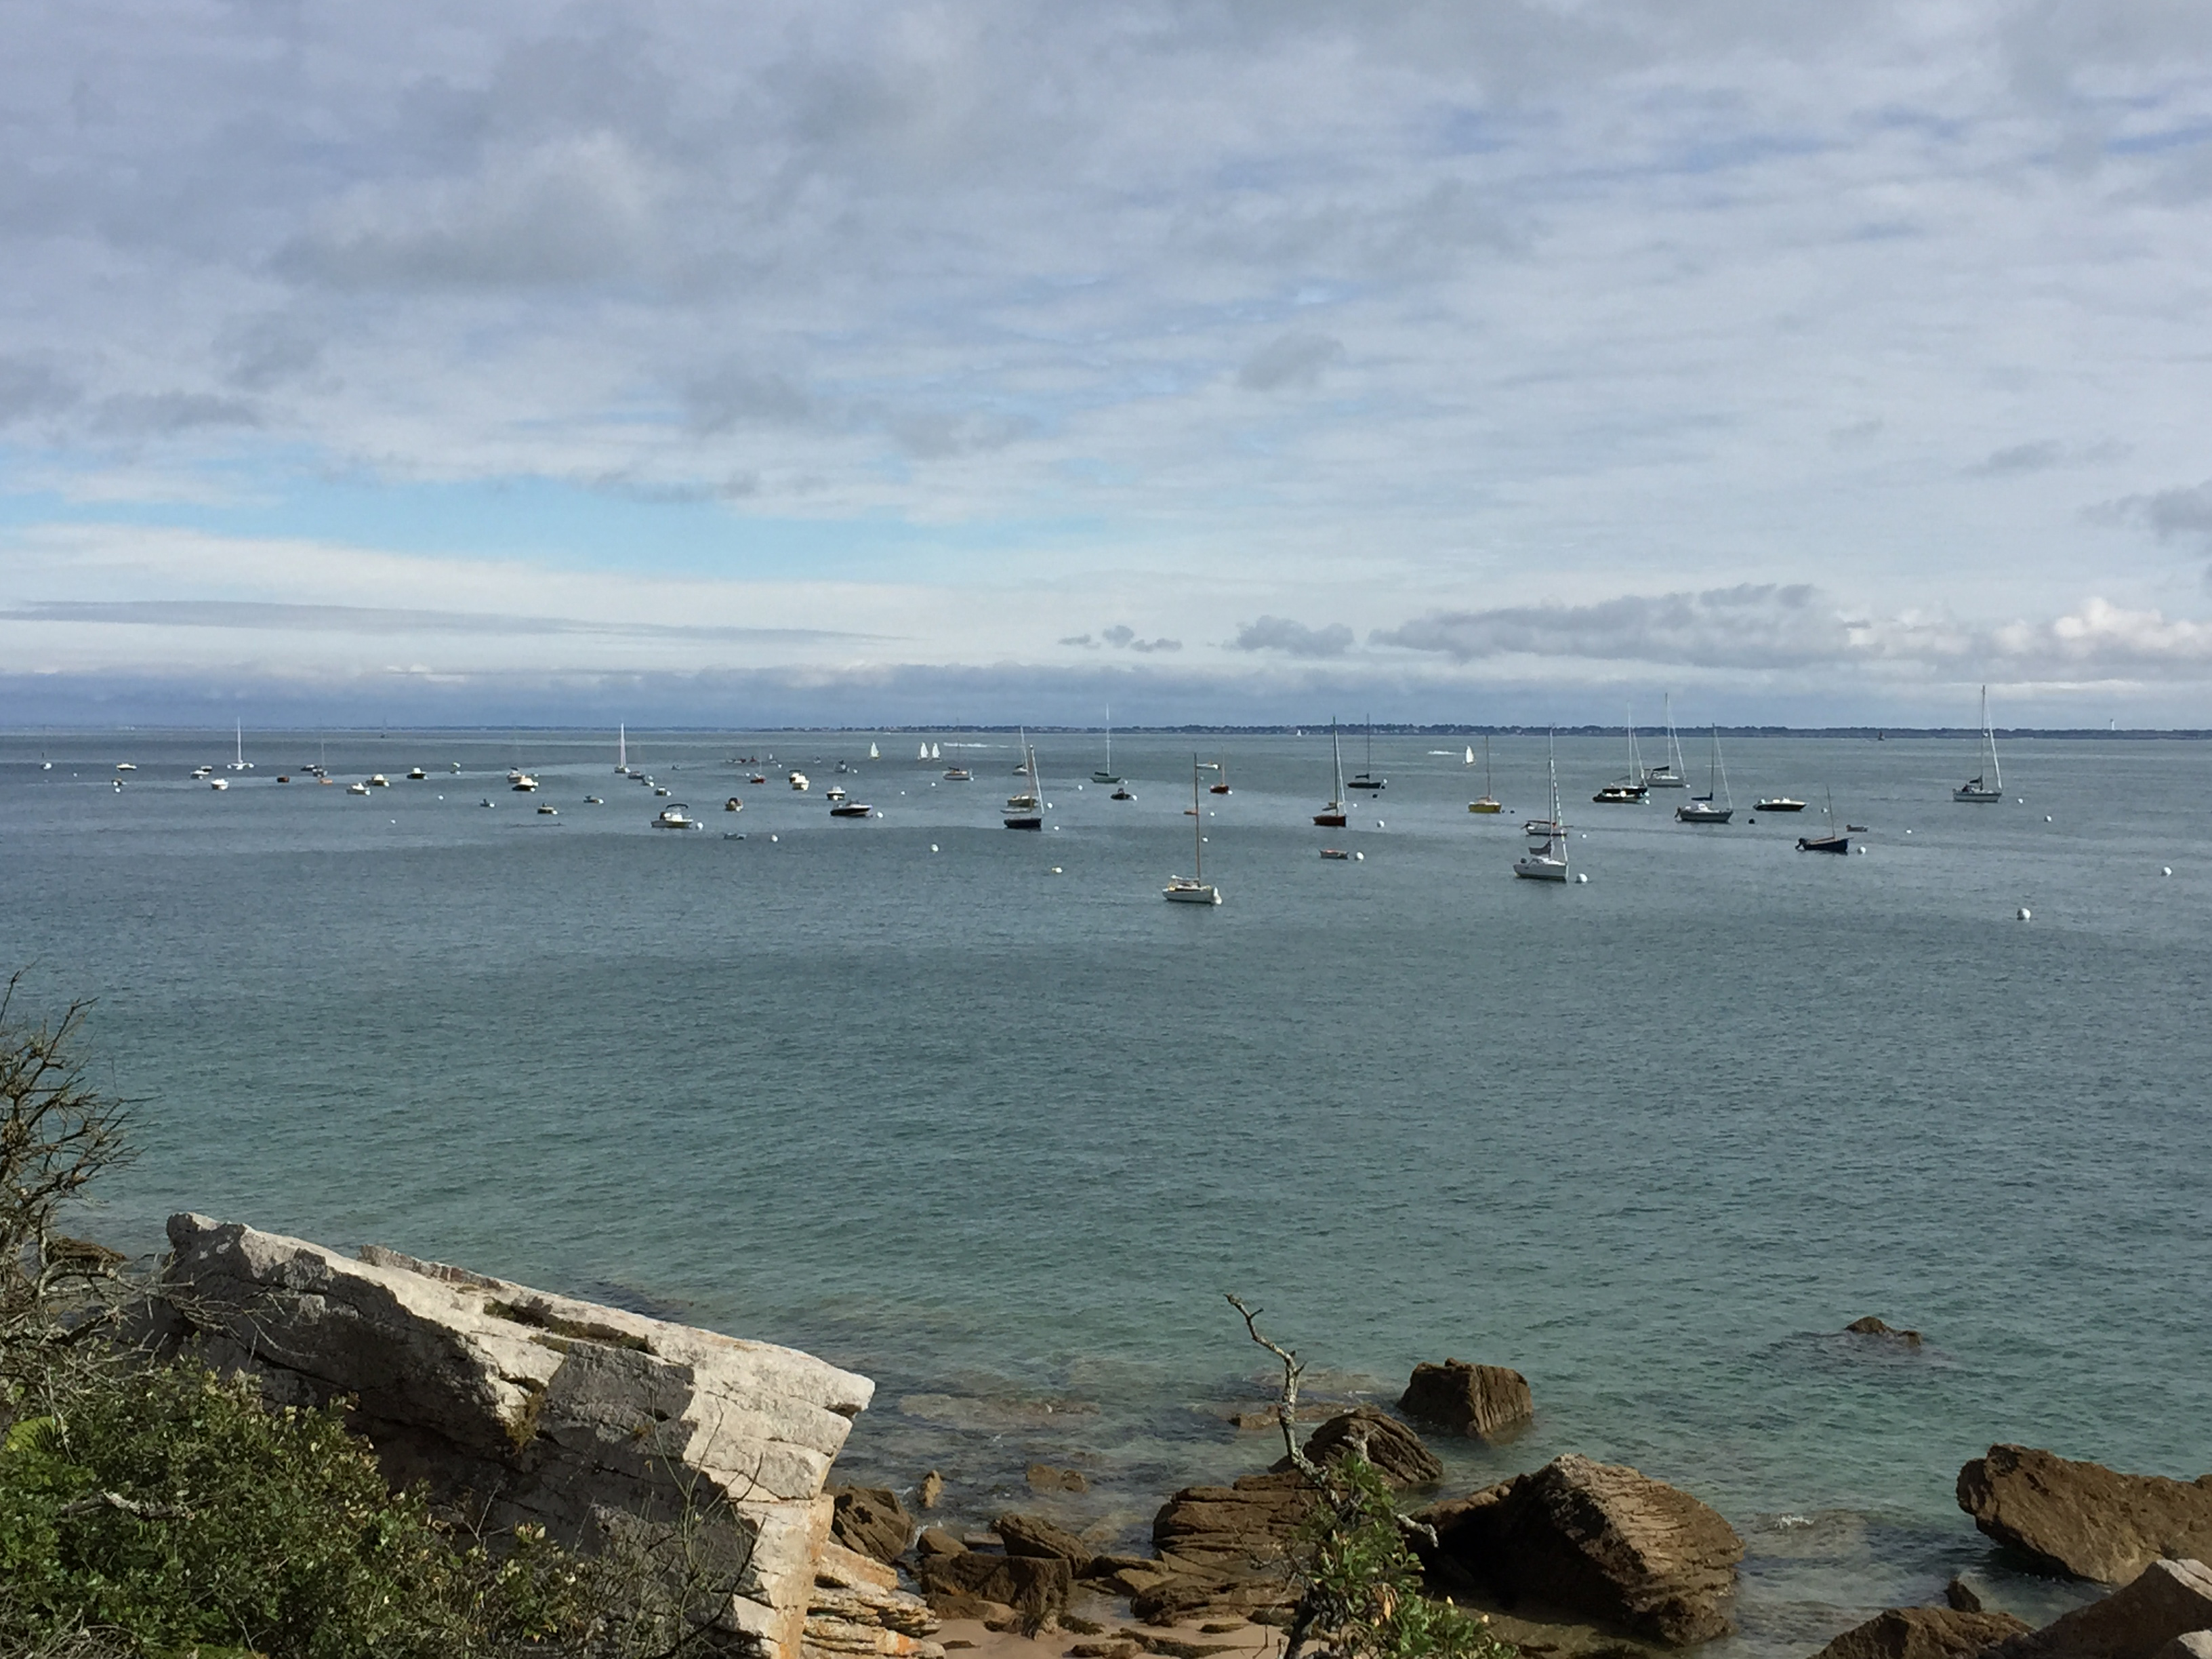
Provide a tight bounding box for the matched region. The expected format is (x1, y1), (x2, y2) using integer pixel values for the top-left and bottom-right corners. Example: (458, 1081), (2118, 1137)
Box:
(1191, 755), (1203, 879)
(1105, 703), (1111, 773)
(619, 723), (626, 769)
(1331, 719), (1344, 803)
(1984, 685), (2003, 792)
(235, 720), (243, 766)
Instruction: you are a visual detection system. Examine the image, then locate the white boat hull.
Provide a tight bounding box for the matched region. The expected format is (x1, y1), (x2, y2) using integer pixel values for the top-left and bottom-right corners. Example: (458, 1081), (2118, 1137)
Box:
(1513, 855), (1570, 881)
(1164, 880), (1221, 905)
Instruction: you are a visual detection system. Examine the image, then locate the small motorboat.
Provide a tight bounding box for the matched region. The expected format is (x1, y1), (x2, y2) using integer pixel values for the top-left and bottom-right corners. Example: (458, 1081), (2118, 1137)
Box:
(209, 778), (228, 790)
(943, 766), (972, 781)
(191, 765), (213, 779)
(115, 762), (136, 772)
(788, 772), (810, 792)
(653, 786), (670, 798)
(825, 784), (848, 802)
(1846, 823), (1870, 834)
(450, 762), (462, 773)
(348, 781), (371, 796)
(537, 804), (558, 816)
(585, 796), (603, 804)
(1755, 796), (1807, 813)
(1592, 784), (1645, 804)
(653, 804), (702, 830)
(830, 801), (873, 818)
(478, 796), (493, 807)
(407, 766), (426, 780)
(724, 797), (743, 813)
(276, 775), (289, 783)
(1110, 785), (1134, 801)
(369, 774), (390, 787)
(748, 773), (766, 785)
(508, 775), (536, 792)
(1319, 848), (1351, 860)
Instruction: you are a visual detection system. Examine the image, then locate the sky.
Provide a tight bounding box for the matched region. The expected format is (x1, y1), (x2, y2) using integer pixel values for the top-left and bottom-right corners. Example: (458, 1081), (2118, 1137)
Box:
(7, 1), (2212, 729)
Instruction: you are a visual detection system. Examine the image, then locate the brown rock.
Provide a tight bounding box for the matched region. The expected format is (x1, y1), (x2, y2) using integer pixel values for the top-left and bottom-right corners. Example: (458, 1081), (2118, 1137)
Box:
(996, 1511), (1096, 1574)
(1401, 1359), (1536, 1440)
(1810, 1606), (2030, 1659)
(1295, 1406), (1443, 1490)
(1981, 1559), (2212, 1659)
(1845, 1318), (1925, 1347)
(1948, 1582), (1986, 1614)
(1153, 1469), (1319, 1570)
(1067, 1645), (1139, 1659)
(2152, 1635), (2212, 1659)
(1414, 1452), (1744, 1645)
(1029, 1462), (1091, 1494)
(916, 1528), (966, 1558)
(914, 1551), (1073, 1631)
(834, 1486), (916, 1564)
(1957, 1447), (2212, 1584)
(919, 1471), (944, 1511)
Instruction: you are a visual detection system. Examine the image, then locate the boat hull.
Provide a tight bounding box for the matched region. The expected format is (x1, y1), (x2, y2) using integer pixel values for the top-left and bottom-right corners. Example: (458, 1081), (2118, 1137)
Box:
(1676, 806), (1733, 823)
(1796, 834), (1849, 853)
(1952, 787), (2003, 802)
(1313, 810), (1347, 827)
(830, 804), (872, 818)
(1163, 882), (1221, 904)
(1755, 799), (1807, 812)
(1004, 815), (1042, 830)
(1469, 799), (1502, 814)
(1513, 857), (1570, 881)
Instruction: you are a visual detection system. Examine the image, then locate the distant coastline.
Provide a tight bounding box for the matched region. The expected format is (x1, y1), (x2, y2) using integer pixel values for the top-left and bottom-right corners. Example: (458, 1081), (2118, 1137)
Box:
(12, 722), (2211, 739)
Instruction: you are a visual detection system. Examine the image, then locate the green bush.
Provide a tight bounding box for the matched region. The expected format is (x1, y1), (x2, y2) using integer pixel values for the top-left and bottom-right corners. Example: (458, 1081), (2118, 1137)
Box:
(0, 1361), (603, 1658)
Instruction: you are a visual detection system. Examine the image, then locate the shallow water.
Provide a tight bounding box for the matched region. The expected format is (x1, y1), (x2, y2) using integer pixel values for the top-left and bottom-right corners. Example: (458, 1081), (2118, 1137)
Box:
(3, 728), (2205, 1654)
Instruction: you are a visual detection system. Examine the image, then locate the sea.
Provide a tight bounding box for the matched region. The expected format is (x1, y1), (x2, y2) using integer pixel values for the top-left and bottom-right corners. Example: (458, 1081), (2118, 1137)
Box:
(3, 727), (2207, 1656)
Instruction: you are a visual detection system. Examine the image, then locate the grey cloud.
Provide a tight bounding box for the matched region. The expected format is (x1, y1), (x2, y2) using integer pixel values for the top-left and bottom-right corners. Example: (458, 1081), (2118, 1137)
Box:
(684, 369), (823, 436)
(1233, 615), (1355, 658)
(2108, 480), (2212, 544)
(1237, 333), (1345, 392)
(1372, 585), (1851, 669)
(89, 393), (262, 436)
(887, 409), (1037, 459)
(1059, 633), (1097, 648)
(1971, 440), (2065, 475)
(0, 600), (876, 645)
(219, 316), (327, 391)
(1101, 624), (1181, 653)
(0, 356), (79, 424)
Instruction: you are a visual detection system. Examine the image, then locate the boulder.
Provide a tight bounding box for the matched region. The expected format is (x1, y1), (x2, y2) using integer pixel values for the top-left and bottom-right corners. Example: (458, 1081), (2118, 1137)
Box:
(1414, 1453), (1744, 1645)
(918, 1471), (944, 1511)
(915, 1528), (965, 1558)
(1401, 1359), (1536, 1440)
(1980, 1559), (2212, 1659)
(1028, 1462), (1091, 1494)
(1957, 1447), (2212, 1583)
(155, 1214), (873, 1659)
(1948, 1582), (1987, 1614)
(833, 1486), (915, 1564)
(995, 1511), (1096, 1574)
(1153, 1469), (1318, 1572)
(913, 1551), (1073, 1631)
(1845, 1318), (1924, 1347)
(1810, 1606), (2030, 1659)
(1295, 1406), (1443, 1490)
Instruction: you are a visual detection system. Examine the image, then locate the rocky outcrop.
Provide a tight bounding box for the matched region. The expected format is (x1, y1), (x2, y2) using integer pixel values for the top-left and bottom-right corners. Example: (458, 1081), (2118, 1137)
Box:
(1957, 1448), (2212, 1583)
(1401, 1360), (1535, 1440)
(2152, 1635), (2212, 1659)
(996, 1511), (1097, 1574)
(1845, 1318), (1924, 1347)
(1981, 1559), (2212, 1659)
(832, 1486), (914, 1564)
(155, 1214), (874, 1659)
(1415, 1453), (1744, 1645)
(806, 1540), (943, 1659)
(1809, 1607), (2030, 1659)
(1028, 1462), (1090, 1493)
(1130, 1469), (1315, 1623)
(1294, 1406), (1443, 1490)
(912, 1542), (1073, 1630)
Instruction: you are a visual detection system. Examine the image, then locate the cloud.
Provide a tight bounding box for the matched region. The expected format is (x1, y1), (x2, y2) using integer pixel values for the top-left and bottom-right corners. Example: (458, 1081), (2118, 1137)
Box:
(0, 356), (80, 424)
(88, 393), (262, 436)
(1237, 333), (1345, 392)
(1971, 440), (2066, 475)
(1101, 623), (1181, 653)
(1374, 585), (1851, 668)
(1059, 633), (1097, 648)
(0, 600), (870, 645)
(2106, 480), (2212, 546)
(1233, 615), (1355, 658)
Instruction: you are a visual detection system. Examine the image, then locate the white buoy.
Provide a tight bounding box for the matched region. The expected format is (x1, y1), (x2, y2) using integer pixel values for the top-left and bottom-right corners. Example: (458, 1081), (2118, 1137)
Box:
(1576, 872), (1589, 883)
(1355, 852), (1365, 861)
(930, 844), (939, 853)
(2017, 907), (2031, 920)
(1050, 866), (1063, 874)
(2161, 866), (2172, 876)
(770, 834), (779, 842)
(2045, 815), (2053, 823)
(1376, 819), (1385, 828)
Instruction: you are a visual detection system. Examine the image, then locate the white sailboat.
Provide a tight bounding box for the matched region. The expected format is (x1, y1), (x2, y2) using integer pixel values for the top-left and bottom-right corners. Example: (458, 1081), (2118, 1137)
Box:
(226, 721), (253, 771)
(1092, 703), (1122, 784)
(931, 742), (941, 761)
(1954, 685), (2005, 802)
(1164, 755), (1222, 904)
(1313, 718), (1348, 826)
(918, 741), (930, 761)
(1465, 744), (1476, 765)
(1347, 714), (1385, 790)
(1469, 735), (1501, 813)
(1644, 694), (1687, 787)
(868, 741), (880, 759)
(1676, 727), (1734, 823)
(1593, 703), (1650, 803)
(1515, 735), (1572, 881)
(1004, 730), (1042, 830)
(615, 723), (628, 774)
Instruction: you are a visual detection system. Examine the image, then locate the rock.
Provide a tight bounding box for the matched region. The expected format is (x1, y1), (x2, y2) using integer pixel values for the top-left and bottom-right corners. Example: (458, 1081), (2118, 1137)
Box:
(1294, 1406), (1443, 1490)
(916, 1528), (967, 1558)
(2152, 1635), (2212, 1659)
(1810, 1606), (2030, 1659)
(1948, 1581), (1987, 1614)
(1153, 1469), (1318, 1571)
(1401, 1359), (1536, 1440)
(834, 1486), (915, 1564)
(1980, 1559), (2212, 1659)
(1845, 1318), (1924, 1347)
(1029, 1463), (1091, 1494)
(996, 1511), (1097, 1574)
(1067, 1644), (1139, 1659)
(155, 1214), (872, 1659)
(919, 1471), (944, 1511)
(1957, 1447), (2212, 1583)
(914, 1551), (1073, 1631)
(1414, 1452), (1744, 1645)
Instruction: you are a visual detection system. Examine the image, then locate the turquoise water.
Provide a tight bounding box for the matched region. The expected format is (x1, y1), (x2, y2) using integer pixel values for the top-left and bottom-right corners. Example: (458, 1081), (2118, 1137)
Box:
(4, 729), (2206, 1654)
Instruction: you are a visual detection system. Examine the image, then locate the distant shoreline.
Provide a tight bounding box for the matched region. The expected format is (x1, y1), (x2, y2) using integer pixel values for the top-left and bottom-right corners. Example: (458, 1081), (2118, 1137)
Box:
(9, 723), (2211, 740)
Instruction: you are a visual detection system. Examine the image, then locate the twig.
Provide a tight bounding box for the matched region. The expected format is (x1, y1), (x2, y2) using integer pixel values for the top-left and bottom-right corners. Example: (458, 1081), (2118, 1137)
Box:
(58, 1490), (194, 1522)
(1225, 1293), (1321, 1479)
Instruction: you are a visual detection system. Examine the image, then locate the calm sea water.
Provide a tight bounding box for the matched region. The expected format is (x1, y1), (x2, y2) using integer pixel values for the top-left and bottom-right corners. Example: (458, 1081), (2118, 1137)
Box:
(4, 728), (2207, 1654)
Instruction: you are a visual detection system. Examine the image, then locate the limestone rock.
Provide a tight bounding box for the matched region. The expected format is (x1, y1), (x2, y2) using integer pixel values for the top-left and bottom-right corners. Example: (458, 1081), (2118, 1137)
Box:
(1980, 1559), (2212, 1659)
(914, 1551), (1073, 1631)
(1296, 1406), (1443, 1490)
(1957, 1448), (2212, 1583)
(1415, 1452), (1744, 1645)
(1401, 1359), (1535, 1441)
(996, 1511), (1097, 1574)
(156, 1214), (873, 1659)
(1811, 1606), (2030, 1659)
(834, 1486), (916, 1563)
(1845, 1318), (1924, 1347)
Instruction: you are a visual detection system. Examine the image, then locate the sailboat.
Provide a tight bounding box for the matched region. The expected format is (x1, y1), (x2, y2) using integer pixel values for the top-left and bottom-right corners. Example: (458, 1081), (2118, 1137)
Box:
(1797, 787), (1849, 853)
(1093, 705), (1122, 783)
(1675, 727), (1734, 823)
(1954, 684), (2005, 802)
(1347, 715), (1385, 790)
(1514, 736), (1571, 881)
(1313, 719), (1349, 827)
(1208, 760), (1229, 795)
(918, 741), (931, 761)
(1468, 735), (1502, 813)
(1164, 755), (1223, 904)
(226, 721), (253, 771)
(1594, 705), (1650, 802)
(868, 741), (880, 759)
(1644, 695), (1687, 787)
(615, 724), (629, 775)
(1004, 733), (1043, 830)
(931, 742), (941, 761)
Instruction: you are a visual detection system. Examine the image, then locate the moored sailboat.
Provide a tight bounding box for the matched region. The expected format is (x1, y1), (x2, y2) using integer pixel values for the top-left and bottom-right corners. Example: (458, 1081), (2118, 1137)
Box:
(1092, 705), (1122, 784)
(1514, 735), (1571, 881)
(1469, 735), (1502, 813)
(1676, 727), (1734, 823)
(1954, 684), (2005, 802)
(1797, 787), (1849, 853)
(1313, 719), (1349, 827)
(1004, 731), (1043, 830)
(1644, 695), (1687, 788)
(1164, 755), (1222, 904)
(1347, 715), (1385, 790)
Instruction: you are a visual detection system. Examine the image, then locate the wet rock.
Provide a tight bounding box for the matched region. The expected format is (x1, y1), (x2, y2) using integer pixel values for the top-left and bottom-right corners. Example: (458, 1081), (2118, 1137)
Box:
(919, 1471), (944, 1511)
(1981, 1559), (2212, 1659)
(1415, 1452), (1744, 1645)
(154, 1214), (871, 1659)
(1957, 1446), (2212, 1583)
(914, 1551), (1073, 1632)
(1401, 1359), (1536, 1440)
(1029, 1462), (1092, 1494)
(1294, 1406), (1443, 1490)
(834, 1486), (916, 1564)
(1948, 1581), (1987, 1614)
(996, 1511), (1097, 1574)
(1809, 1606), (2030, 1659)
(1845, 1318), (1924, 1347)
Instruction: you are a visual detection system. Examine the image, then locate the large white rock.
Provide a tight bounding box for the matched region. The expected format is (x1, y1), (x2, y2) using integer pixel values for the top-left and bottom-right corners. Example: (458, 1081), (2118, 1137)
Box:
(159, 1214), (876, 1659)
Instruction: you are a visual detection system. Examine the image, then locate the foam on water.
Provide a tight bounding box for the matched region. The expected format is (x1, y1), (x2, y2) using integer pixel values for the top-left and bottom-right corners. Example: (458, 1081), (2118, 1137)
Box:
(4, 729), (2207, 1654)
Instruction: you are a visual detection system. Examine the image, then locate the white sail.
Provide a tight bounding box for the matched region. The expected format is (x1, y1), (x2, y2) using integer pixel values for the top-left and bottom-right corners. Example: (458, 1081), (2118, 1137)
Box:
(931, 742), (941, 760)
(1465, 745), (1475, 764)
(869, 742), (879, 758)
(918, 742), (930, 760)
